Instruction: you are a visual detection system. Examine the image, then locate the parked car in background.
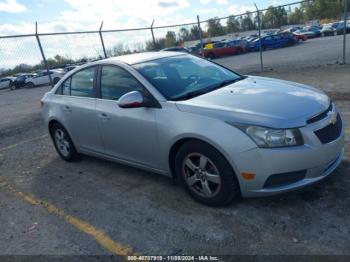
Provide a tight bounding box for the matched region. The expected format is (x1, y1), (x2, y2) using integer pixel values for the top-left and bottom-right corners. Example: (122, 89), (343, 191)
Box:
(295, 27), (321, 39)
(161, 47), (191, 53)
(203, 40), (246, 59)
(284, 26), (302, 33)
(64, 65), (78, 73)
(321, 24), (337, 37)
(10, 74), (37, 90)
(293, 32), (308, 42)
(25, 70), (64, 87)
(331, 21), (350, 34)
(248, 33), (296, 51)
(0, 76), (16, 90)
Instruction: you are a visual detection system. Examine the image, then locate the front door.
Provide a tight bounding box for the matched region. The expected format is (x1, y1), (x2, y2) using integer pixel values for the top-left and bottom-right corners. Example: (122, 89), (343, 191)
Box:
(95, 65), (159, 168)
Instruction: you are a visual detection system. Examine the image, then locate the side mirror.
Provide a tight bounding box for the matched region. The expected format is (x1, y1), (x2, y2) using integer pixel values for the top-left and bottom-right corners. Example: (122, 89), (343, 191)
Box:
(118, 91), (144, 108)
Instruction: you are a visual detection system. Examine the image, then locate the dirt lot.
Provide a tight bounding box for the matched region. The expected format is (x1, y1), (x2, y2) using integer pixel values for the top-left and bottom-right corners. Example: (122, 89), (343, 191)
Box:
(0, 63), (349, 258)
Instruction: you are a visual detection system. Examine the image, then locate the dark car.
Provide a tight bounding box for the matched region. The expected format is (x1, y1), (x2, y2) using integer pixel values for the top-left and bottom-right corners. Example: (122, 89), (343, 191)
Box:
(161, 47), (191, 53)
(10, 74), (36, 90)
(248, 33), (296, 51)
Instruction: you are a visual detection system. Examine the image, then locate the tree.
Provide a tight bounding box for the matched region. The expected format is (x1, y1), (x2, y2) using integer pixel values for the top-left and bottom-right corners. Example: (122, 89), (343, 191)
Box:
(262, 6), (287, 29)
(226, 16), (240, 33)
(288, 7), (305, 25)
(207, 18), (225, 37)
(178, 27), (190, 42)
(241, 13), (256, 31)
(165, 31), (177, 47)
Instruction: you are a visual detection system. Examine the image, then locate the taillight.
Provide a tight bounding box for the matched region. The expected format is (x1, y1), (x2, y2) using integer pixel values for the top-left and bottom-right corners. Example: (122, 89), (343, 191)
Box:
(40, 99), (44, 109)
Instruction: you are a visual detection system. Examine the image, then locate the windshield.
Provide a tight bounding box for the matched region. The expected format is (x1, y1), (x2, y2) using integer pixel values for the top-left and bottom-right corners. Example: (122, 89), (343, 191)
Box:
(133, 55), (243, 101)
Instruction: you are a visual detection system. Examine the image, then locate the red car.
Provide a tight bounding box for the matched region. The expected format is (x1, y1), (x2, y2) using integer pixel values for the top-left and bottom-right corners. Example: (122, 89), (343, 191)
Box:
(293, 32), (308, 42)
(203, 41), (246, 59)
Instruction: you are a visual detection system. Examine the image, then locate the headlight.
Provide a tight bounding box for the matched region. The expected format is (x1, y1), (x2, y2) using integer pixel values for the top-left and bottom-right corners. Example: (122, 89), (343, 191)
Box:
(235, 125), (304, 148)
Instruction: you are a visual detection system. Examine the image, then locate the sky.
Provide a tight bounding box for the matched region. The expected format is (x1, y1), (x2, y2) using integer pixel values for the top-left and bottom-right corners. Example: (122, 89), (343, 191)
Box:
(0, 0), (295, 69)
(0, 0), (294, 35)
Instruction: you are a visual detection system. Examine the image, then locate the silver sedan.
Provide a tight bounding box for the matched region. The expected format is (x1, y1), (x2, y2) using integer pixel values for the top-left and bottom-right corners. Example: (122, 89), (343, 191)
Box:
(41, 52), (344, 206)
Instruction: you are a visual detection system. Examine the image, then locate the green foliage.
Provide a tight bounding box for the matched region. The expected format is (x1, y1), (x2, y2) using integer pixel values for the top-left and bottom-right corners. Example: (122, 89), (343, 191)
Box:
(165, 31), (177, 47)
(226, 16), (240, 33)
(262, 6), (288, 29)
(207, 18), (225, 37)
(240, 13), (257, 31)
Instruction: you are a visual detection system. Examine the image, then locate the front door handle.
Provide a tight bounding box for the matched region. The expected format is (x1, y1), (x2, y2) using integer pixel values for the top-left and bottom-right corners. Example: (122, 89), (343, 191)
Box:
(98, 113), (111, 120)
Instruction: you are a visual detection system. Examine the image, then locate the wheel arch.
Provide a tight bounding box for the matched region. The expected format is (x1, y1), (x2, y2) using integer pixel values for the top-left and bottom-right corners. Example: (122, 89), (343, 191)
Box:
(168, 136), (239, 183)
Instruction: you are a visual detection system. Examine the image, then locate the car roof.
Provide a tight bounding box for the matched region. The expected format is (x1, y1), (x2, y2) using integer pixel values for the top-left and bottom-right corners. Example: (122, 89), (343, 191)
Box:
(105, 51), (183, 65)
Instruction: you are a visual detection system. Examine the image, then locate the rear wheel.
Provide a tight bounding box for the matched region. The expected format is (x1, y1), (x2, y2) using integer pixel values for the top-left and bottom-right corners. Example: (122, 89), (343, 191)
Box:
(50, 123), (78, 162)
(175, 140), (240, 206)
(207, 53), (215, 60)
(53, 77), (60, 84)
(26, 82), (35, 88)
(10, 84), (16, 91)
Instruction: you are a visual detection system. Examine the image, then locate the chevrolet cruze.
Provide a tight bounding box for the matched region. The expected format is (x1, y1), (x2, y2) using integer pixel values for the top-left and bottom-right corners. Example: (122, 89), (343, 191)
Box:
(41, 52), (344, 206)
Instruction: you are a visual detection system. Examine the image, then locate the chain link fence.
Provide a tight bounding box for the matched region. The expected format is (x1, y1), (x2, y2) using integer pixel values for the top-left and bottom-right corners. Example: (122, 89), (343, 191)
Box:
(0, 0), (349, 86)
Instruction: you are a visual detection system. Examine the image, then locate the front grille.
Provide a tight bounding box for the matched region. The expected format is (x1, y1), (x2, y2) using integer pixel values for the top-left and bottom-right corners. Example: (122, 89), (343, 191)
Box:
(314, 114), (342, 144)
(307, 103), (333, 124)
(264, 170), (307, 188)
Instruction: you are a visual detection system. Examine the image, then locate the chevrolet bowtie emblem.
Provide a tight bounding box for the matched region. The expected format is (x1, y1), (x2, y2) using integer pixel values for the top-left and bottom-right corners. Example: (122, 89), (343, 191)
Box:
(328, 111), (337, 125)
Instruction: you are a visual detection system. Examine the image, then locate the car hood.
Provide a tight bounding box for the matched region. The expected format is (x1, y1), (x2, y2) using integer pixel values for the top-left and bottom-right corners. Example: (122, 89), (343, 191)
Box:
(175, 76), (330, 128)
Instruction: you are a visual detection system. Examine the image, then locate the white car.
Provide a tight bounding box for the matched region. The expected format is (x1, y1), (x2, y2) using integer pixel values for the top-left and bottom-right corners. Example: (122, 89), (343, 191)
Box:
(0, 77), (16, 90)
(26, 70), (64, 87)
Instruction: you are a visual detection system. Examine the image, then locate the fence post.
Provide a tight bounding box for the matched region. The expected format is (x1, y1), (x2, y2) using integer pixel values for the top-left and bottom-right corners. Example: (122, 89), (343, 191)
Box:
(35, 22), (53, 87)
(99, 22), (107, 58)
(342, 0), (348, 64)
(197, 15), (204, 57)
(254, 4), (263, 72)
(150, 20), (156, 50)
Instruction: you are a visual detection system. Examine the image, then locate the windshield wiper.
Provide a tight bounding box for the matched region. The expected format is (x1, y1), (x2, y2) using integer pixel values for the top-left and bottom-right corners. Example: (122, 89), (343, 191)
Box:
(172, 77), (245, 101)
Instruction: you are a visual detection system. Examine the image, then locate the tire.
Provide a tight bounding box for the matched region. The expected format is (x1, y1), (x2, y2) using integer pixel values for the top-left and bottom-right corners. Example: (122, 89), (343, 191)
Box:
(10, 84), (16, 91)
(207, 53), (215, 60)
(50, 123), (78, 162)
(53, 77), (60, 84)
(175, 140), (240, 206)
(26, 82), (35, 88)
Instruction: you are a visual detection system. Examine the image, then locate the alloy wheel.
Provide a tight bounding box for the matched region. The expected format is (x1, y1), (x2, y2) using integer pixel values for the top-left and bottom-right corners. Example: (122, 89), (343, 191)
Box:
(182, 153), (221, 198)
(54, 129), (70, 157)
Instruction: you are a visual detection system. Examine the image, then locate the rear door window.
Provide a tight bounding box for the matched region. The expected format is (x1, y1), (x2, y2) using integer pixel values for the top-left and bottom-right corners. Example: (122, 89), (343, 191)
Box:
(70, 67), (96, 98)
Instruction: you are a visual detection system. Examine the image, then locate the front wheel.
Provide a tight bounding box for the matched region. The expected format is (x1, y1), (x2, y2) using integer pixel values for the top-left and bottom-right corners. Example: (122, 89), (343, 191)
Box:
(175, 141), (240, 206)
(50, 123), (78, 162)
(10, 84), (16, 91)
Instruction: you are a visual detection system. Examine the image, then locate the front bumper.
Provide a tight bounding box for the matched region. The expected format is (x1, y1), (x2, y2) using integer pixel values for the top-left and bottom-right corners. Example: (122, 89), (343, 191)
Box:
(231, 110), (345, 198)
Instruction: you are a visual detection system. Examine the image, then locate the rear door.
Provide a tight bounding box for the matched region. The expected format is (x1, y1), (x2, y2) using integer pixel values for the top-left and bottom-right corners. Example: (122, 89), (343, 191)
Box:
(56, 66), (103, 153)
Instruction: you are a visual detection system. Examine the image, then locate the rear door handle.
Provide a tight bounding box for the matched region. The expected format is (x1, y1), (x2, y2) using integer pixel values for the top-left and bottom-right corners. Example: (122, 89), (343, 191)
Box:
(98, 112), (110, 120)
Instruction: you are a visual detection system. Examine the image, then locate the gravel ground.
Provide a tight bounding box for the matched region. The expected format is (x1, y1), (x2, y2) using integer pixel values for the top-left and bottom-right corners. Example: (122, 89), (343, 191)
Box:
(0, 46), (349, 258)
